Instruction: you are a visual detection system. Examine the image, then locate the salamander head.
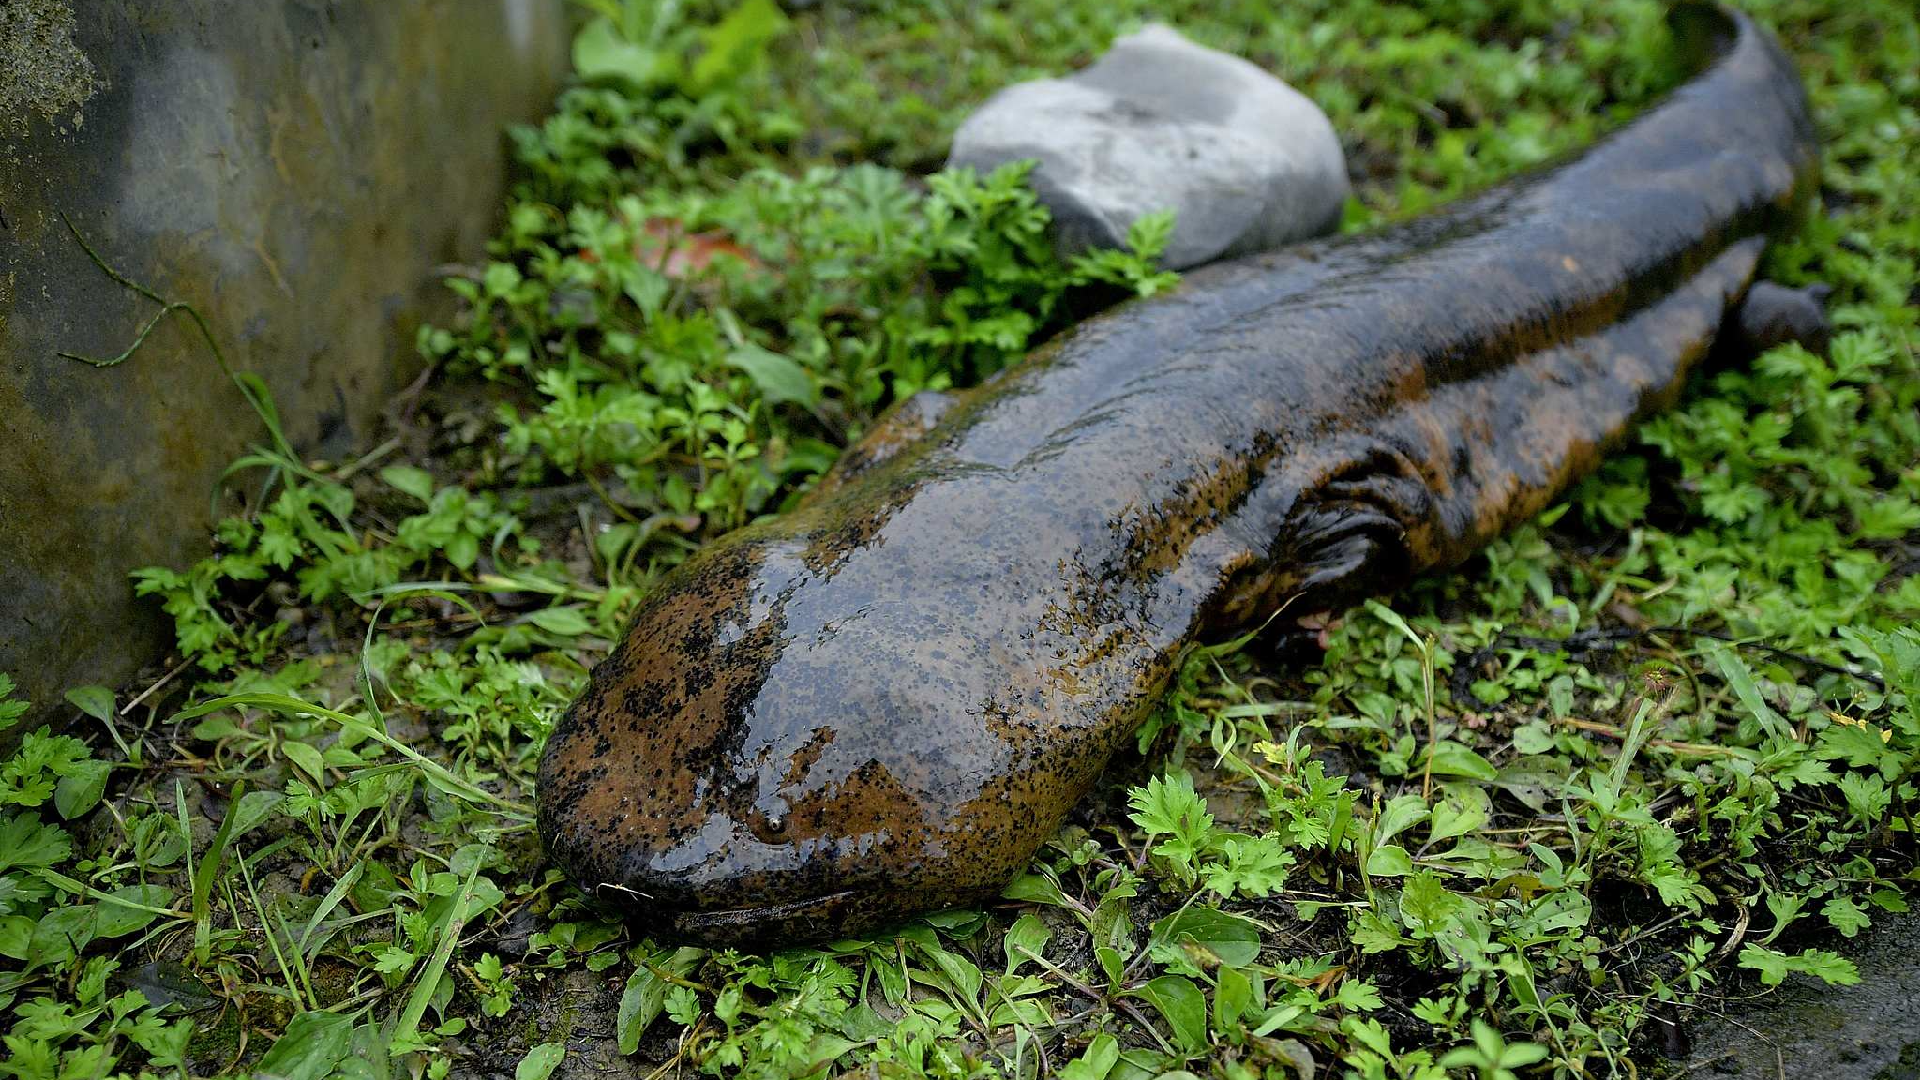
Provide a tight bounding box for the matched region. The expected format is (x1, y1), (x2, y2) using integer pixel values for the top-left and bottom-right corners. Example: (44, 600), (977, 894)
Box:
(534, 509), (1058, 944)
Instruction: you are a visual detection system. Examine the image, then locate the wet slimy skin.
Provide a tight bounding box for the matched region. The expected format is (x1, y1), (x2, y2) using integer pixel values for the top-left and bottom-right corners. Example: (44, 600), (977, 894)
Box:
(538, 5), (1819, 944)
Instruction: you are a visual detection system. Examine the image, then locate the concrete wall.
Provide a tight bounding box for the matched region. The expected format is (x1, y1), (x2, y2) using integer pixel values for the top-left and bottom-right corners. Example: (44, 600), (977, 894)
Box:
(0, 0), (570, 717)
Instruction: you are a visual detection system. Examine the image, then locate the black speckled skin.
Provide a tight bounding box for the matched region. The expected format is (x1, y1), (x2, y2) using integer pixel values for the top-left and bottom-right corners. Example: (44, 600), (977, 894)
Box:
(538, 6), (1818, 945)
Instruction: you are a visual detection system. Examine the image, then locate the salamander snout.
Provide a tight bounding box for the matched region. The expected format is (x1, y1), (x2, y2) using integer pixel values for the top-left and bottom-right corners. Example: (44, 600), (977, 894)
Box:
(535, 526), (1004, 942)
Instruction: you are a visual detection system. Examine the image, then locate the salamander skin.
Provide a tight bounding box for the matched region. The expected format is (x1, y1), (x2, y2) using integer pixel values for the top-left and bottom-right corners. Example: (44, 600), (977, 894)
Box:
(537, 5), (1818, 944)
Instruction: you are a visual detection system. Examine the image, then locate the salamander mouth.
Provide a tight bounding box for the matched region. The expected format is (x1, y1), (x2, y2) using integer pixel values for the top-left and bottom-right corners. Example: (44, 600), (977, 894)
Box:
(644, 889), (867, 946)
(593, 878), (988, 946)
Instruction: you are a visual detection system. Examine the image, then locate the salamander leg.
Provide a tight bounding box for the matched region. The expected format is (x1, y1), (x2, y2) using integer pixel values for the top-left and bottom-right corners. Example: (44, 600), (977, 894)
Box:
(1376, 236), (1772, 570)
(1214, 239), (1775, 641)
(1726, 279), (1832, 356)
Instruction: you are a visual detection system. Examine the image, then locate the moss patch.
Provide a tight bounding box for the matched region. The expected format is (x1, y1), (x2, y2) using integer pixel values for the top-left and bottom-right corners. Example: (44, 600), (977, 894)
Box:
(0, 0), (96, 136)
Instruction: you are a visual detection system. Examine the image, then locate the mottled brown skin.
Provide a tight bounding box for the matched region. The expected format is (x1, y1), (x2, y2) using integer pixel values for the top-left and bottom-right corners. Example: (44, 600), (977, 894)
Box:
(538, 6), (1819, 945)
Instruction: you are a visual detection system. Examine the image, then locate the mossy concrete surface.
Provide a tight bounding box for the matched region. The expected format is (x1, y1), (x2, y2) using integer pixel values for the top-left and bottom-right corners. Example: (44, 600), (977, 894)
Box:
(0, 0), (569, 721)
(0, 0), (96, 136)
(1682, 913), (1920, 1077)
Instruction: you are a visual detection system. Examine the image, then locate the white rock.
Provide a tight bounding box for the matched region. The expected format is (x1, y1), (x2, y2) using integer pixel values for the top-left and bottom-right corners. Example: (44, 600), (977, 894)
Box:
(948, 23), (1349, 269)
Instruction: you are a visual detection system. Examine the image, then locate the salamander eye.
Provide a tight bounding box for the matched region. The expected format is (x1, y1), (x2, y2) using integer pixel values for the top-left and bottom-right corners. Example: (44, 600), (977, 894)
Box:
(745, 807), (790, 844)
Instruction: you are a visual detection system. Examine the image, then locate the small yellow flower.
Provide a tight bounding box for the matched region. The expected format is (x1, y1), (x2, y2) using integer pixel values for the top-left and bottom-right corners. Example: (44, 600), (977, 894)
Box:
(1827, 711), (1892, 742)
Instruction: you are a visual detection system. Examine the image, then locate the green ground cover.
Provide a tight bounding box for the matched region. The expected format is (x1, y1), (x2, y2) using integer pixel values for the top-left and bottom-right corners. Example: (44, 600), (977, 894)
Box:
(3, 0), (1916, 1077)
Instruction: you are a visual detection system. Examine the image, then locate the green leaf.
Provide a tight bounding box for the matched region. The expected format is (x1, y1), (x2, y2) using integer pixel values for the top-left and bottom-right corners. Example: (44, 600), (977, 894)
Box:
(380, 466), (435, 503)
(1504, 1041), (1552, 1068)
(282, 740), (328, 786)
(445, 531), (480, 571)
(28, 905), (95, 969)
(1149, 907), (1262, 969)
(1003, 913), (1051, 975)
(1350, 910), (1406, 953)
(0, 915), (33, 960)
(1428, 791), (1488, 844)
(1372, 794), (1429, 845)
(1799, 950), (1866, 987)
(1365, 600), (1426, 652)
(1870, 889), (1910, 914)
(515, 1043), (565, 1080)
(0, 812), (71, 871)
(1739, 944), (1862, 986)
(690, 0), (790, 92)
(1425, 741), (1499, 781)
(229, 789), (288, 840)
(1131, 772), (1212, 840)
(1214, 965), (1253, 1033)
(255, 1011), (354, 1080)
(1002, 872), (1069, 907)
(1494, 757), (1571, 813)
(94, 885), (173, 938)
(1125, 210), (1177, 264)
(727, 344), (818, 408)
(1, 728), (91, 807)
(1838, 772), (1892, 824)
(1816, 723), (1893, 768)
(1546, 676), (1576, 720)
(54, 757), (111, 819)
(1365, 844), (1414, 877)
(1707, 644), (1790, 739)
(1822, 895), (1872, 938)
(617, 947), (704, 1053)
(1202, 834), (1293, 898)
(372, 945), (416, 975)
(1761, 893), (1806, 945)
(1135, 975), (1208, 1053)
(1059, 1033), (1120, 1080)
(64, 685), (115, 722)
(1400, 870), (1466, 930)
(1345, 1016), (1396, 1058)
(524, 606), (593, 637)
(572, 17), (675, 90)
(919, 944), (983, 1001)
(1513, 890), (1592, 940)
(1737, 944), (1793, 985)
(0, 672), (24, 730)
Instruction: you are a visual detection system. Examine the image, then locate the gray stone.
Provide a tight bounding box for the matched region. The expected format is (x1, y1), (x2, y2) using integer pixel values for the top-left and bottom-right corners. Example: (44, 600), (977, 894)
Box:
(948, 23), (1349, 269)
(0, 0), (571, 729)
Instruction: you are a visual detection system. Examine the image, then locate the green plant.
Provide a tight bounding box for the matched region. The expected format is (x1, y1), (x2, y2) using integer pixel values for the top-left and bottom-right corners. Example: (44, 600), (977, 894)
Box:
(14, 0), (1917, 1076)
